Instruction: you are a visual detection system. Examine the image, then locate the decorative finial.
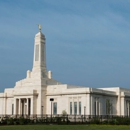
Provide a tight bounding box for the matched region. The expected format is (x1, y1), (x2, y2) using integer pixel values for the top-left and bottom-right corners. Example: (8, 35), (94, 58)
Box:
(38, 24), (42, 32)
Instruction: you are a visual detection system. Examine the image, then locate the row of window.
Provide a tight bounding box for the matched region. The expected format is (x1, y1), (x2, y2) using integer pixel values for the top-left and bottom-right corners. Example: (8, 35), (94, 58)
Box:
(94, 99), (113, 115)
(70, 102), (81, 115)
(53, 102), (82, 115)
(53, 100), (113, 115)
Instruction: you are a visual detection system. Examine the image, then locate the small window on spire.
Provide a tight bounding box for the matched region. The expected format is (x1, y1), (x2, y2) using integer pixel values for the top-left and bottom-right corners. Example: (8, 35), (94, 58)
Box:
(35, 45), (39, 61)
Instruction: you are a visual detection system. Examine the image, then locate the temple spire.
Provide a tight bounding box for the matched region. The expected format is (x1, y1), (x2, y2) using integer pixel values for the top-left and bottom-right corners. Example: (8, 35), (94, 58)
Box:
(32, 25), (47, 78)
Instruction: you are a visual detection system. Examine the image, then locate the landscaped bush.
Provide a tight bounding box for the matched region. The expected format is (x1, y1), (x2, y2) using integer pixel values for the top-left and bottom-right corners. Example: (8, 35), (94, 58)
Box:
(115, 117), (130, 125)
(90, 118), (101, 124)
(0, 117), (7, 125)
(108, 119), (117, 125)
(18, 117), (25, 125)
(102, 120), (108, 124)
(1, 115), (130, 125)
(13, 118), (19, 125)
(7, 118), (14, 125)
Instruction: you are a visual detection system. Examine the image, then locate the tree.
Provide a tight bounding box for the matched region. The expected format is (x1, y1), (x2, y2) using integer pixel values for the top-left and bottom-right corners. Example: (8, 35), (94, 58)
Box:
(62, 110), (67, 116)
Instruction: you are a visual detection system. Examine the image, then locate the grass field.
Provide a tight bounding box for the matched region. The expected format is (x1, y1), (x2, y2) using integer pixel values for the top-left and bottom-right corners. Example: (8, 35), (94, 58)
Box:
(0, 125), (130, 130)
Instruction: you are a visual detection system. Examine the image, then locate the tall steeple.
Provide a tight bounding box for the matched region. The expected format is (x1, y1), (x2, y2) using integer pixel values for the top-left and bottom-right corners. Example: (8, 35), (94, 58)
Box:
(32, 25), (47, 78)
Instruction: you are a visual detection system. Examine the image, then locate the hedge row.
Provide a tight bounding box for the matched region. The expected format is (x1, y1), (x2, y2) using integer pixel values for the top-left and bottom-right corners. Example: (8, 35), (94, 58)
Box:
(1, 116), (130, 125)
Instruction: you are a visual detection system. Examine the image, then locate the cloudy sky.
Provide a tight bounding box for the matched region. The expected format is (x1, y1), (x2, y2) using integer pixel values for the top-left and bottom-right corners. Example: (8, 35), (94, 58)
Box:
(0, 0), (130, 92)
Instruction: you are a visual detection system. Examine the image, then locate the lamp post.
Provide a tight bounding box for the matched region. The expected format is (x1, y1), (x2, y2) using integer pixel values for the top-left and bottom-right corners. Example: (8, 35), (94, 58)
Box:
(41, 106), (43, 118)
(50, 98), (54, 123)
(84, 106), (86, 122)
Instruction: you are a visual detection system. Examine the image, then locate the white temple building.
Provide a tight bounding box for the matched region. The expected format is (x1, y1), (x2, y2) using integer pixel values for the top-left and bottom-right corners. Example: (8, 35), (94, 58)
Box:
(0, 26), (130, 116)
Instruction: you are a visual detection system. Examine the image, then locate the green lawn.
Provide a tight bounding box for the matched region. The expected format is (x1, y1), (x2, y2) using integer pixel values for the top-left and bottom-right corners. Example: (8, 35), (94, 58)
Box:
(0, 125), (130, 130)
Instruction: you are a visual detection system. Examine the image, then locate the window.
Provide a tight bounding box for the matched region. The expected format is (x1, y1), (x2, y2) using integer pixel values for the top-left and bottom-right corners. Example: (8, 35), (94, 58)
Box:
(106, 99), (112, 115)
(35, 45), (39, 61)
(79, 102), (81, 115)
(70, 102), (72, 115)
(53, 102), (57, 115)
(74, 102), (77, 115)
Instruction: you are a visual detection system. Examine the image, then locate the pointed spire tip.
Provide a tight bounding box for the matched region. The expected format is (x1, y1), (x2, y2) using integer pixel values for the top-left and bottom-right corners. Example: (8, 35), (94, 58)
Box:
(38, 24), (42, 32)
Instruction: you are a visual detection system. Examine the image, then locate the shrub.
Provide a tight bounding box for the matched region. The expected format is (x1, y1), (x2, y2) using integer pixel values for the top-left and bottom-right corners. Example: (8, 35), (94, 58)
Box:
(18, 117), (27, 125)
(62, 110), (67, 116)
(7, 118), (14, 125)
(90, 117), (100, 124)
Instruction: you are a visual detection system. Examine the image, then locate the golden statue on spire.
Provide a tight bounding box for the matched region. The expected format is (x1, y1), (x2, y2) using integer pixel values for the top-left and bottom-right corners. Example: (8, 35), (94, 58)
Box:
(38, 24), (42, 32)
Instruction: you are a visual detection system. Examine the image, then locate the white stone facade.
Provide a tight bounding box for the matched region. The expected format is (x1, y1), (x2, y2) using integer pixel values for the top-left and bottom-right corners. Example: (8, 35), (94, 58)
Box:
(0, 28), (130, 116)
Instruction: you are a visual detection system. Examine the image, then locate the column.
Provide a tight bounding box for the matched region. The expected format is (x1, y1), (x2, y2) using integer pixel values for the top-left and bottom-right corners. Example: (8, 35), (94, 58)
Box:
(96, 98), (97, 115)
(16, 99), (18, 115)
(4, 93), (7, 115)
(77, 98), (79, 115)
(118, 93), (121, 116)
(98, 98), (100, 115)
(26, 98), (28, 115)
(91, 94), (93, 115)
(121, 96), (125, 116)
(23, 99), (26, 115)
(72, 98), (74, 115)
(89, 93), (92, 115)
(19, 99), (21, 115)
(14, 98), (17, 115)
(89, 93), (91, 115)
(31, 96), (34, 116)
